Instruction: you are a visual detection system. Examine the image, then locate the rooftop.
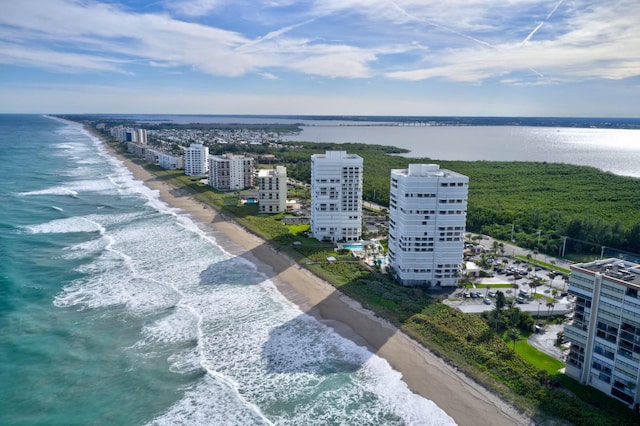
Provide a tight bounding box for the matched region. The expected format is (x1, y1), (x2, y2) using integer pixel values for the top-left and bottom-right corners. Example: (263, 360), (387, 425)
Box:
(311, 150), (363, 161)
(571, 258), (640, 287)
(392, 163), (467, 179)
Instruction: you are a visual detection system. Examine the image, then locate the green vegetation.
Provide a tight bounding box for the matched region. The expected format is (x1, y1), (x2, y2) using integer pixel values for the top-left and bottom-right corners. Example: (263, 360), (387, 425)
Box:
(406, 303), (639, 425)
(251, 140), (640, 258)
(515, 255), (571, 274)
(513, 337), (564, 374)
(474, 283), (513, 288)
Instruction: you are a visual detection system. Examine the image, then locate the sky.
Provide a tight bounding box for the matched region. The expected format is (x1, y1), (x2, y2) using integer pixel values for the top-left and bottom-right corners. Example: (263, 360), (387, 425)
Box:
(1, 0), (639, 117)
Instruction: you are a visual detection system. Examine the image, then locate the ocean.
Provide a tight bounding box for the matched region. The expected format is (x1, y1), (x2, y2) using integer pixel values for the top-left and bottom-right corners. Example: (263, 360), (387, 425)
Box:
(0, 115), (453, 425)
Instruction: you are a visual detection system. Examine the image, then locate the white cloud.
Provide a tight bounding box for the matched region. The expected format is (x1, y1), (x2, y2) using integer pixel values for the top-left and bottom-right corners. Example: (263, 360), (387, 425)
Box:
(0, 41), (129, 74)
(165, 0), (223, 17)
(0, 0), (638, 86)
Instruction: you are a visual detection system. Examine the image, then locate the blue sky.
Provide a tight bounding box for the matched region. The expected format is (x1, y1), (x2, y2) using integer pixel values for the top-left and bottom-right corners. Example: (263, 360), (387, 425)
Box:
(1, 0), (639, 116)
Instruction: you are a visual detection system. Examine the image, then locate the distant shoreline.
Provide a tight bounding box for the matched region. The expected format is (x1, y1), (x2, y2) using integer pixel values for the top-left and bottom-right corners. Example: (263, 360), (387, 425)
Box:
(55, 113), (640, 130)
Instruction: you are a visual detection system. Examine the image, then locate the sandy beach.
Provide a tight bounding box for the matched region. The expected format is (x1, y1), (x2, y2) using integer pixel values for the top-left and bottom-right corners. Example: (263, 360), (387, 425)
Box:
(101, 138), (531, 425)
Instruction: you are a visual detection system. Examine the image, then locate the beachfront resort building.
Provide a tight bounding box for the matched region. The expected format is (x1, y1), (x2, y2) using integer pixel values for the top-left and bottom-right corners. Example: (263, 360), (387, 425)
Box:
(184, 143), (209, 177)
(387, 164), (468, 287)
(258, 166), (287, 213)
(208, 154), (254, 191)
(310, 150), (363, 242)
(157, 152), (184, 170)
(564, 258), (640, 408)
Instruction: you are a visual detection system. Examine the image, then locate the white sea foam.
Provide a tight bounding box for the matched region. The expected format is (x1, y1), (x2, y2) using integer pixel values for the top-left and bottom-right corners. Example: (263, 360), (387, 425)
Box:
(19, 187), (79, 197)
(24, 217), (103, 234)
(17, 178), (116, 197)
(139, 307), (198, 345)
(146, 377), (273, 426)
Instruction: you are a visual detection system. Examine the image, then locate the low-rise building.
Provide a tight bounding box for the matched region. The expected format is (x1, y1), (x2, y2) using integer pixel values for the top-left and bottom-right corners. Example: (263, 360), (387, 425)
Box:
(145, 148), (158, 164)
(127, 141), (146, 158)
(158, 152), (184, 170)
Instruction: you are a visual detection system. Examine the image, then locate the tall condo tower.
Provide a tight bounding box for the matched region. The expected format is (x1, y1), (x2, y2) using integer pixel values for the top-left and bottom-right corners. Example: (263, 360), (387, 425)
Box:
(184, 143), (209, 177)
(310, 151), (363, 242)
(388, 164), (468, 287)
(258, 166), (287, 213)
(208, 154), (254, 191)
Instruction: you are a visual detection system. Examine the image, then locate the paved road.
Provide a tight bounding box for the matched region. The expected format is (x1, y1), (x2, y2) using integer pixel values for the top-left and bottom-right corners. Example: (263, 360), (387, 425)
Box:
(472, 234), (573, 271)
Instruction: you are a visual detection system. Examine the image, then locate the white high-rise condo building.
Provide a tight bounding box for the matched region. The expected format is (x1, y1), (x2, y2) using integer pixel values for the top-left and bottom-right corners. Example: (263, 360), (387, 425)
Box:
(184, 143), (209, 176)
(258, 166), (287, 213)
(208, 154), (254, 191)
(564, 258), (640, 407)
(388, 164), (468, 287)
(310, 151), (362, 242)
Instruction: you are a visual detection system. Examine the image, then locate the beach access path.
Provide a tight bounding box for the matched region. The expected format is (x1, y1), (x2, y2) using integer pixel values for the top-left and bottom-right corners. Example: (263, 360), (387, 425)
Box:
(99, 136), (532, 426)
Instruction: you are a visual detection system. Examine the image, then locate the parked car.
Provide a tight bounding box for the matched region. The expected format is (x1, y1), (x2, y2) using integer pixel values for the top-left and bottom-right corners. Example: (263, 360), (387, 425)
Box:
(516, 296), (526, 304)
(483, 298), (492, 305)
(488, 291), (496, 297)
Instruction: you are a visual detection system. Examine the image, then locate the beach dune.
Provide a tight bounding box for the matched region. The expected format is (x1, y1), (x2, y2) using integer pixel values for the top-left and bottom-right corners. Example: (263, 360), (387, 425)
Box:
(102, 138), (531, 426)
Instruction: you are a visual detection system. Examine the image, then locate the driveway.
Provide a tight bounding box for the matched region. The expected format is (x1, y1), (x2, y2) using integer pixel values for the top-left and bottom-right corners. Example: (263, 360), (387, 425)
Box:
(528, 324), (567, 362)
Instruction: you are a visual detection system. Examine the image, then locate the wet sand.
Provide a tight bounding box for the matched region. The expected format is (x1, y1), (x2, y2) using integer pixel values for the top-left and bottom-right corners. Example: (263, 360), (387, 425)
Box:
(100, 136), (531, 426)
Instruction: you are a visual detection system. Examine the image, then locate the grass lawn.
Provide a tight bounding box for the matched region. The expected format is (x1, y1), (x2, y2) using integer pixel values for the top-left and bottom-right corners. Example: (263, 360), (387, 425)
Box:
(475, 283), (513, 288)
(515, 256), (571, 274)
(532, 293), (557, 303)
(512, 336), (565, 374)
(287, 224), (310, 235)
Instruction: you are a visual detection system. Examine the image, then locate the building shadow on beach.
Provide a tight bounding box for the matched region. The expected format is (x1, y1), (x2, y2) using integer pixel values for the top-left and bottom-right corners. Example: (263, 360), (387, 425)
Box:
(197, 212), (408, 376)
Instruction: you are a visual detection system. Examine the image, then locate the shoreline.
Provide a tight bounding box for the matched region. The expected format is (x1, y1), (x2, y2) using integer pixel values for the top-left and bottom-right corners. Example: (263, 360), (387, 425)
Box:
(96, 133), (531, 425)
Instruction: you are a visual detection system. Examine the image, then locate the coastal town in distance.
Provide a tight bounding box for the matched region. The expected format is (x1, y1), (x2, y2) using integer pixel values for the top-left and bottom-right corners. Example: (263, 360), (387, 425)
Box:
(56, 113), (640, 424)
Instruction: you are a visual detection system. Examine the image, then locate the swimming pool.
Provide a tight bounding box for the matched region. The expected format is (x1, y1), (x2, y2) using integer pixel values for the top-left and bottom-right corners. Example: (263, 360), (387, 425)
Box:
(342, 243), (366, 250)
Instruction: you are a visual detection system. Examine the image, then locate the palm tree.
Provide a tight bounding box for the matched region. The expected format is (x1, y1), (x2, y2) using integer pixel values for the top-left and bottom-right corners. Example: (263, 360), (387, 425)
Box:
(507, 327), (521, 350)
(530, 277), (543, 295)
(491, 240), (500, 257)
(477, 254), (490, 270)
(546, 301), (555, 315)
(562, 273), (569, 291)
(495, 291), (506, 311)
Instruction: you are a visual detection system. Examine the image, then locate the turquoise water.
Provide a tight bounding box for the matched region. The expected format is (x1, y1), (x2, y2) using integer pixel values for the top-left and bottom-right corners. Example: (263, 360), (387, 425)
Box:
(0, 115), (452, 425)
(342, 244), (366, 250)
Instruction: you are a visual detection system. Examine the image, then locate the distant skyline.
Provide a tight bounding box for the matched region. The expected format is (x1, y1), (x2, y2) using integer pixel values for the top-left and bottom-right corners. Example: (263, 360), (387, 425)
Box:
(1, 0), (639, 117)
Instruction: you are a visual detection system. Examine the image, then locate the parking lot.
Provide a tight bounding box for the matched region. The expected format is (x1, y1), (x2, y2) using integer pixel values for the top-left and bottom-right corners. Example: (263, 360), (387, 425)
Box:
(445, 256), (572, 315)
